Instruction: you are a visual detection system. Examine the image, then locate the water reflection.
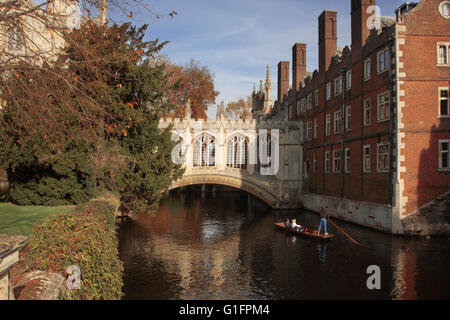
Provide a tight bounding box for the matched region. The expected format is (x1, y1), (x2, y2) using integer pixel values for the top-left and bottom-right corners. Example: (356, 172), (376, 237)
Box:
(317, 243), (327, 264)
(118, 189), (450, 300)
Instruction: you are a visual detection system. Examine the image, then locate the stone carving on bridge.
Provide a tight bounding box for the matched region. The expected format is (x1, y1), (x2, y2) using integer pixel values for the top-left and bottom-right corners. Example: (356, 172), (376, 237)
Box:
(269, 182), (281, 194)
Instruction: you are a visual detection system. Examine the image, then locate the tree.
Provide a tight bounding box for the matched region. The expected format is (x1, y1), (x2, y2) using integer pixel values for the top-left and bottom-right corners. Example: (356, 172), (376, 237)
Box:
(165, 59), (219, 119)
(0, 21), (184, 212)
(225, 96), (253, 120)
(0, 0), (175, 74)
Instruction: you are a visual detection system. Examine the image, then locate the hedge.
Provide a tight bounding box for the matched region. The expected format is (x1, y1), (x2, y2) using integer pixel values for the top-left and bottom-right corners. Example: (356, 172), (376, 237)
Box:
(26, 195), (123, 300)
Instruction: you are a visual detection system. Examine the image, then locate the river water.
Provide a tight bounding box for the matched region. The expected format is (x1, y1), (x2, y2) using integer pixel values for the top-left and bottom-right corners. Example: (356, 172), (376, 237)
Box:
(118, 188), (450, 300)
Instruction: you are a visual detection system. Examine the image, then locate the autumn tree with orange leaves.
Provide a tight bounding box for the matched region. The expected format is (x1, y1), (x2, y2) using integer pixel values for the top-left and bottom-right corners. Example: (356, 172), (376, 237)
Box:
(225, 96), (253, 120)
(164, 59), (219, 119)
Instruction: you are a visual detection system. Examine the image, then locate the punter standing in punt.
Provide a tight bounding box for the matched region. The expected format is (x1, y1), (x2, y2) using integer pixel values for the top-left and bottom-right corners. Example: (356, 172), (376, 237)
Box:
(318, 205), (329, 236)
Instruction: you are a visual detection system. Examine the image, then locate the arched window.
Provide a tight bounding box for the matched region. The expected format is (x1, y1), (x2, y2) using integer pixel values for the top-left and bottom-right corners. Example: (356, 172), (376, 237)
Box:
(193, 133), (215, 167)
(7, 28), (15, 52)
(227, 135), (248, 169)
(7, 27), (24, 52)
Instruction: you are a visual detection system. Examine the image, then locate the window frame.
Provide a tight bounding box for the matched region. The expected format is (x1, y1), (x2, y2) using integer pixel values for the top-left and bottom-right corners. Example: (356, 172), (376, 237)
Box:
(346, 70), (352, 90)
(315, 89), (319, 106)
(439, 139), (450, 171)
(301, 98), (306, 113)
(364, 98), (371, 126)
(377, 142), (390, 173)
(377, 91), (390, 122)
(334, 76), (343, 97)
(314, 119), (318, 140)
(438, 87), (449, 117)
(363, 145), (371, 173)
(333, 149), (342, 174)
(334, 110), (342, 134)
(324, 151), (330, 173)
(325, 114), (331, 136)
(345, 105), (351, 131)
(364, 58), (371, 81)
(344, 148), (351, 173)
(377, 47), (390, 74)
(307, 94), (312, 110)
(306, 121), (313, 141)
(437, 43), (450, 66)
(326, 82), (331, 101)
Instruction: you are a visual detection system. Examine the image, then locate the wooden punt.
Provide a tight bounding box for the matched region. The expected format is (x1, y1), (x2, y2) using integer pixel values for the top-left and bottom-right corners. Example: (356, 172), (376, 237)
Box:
(274, 222), (335, 240)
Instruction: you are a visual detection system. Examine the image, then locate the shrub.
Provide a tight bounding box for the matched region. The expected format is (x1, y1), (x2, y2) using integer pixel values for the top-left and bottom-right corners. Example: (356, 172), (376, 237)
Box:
(26, 196), (123, 300)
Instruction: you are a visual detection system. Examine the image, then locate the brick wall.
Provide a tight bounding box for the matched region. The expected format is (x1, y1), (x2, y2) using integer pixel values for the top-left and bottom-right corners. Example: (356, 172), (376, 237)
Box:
(397, 0), (450, 216)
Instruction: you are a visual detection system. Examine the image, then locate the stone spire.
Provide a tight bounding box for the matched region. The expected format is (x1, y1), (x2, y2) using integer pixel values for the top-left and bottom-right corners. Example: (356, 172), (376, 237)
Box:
(216, 101), (225, 121)
(184, 99), (192, 119)
(259, 80), (264, 93)
(264, 64), (272, 113)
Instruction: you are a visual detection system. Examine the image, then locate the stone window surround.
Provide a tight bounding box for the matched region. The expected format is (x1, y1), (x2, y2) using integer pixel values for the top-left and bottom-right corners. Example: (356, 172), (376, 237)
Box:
(377, 141), (390, 173)
(324, 151), (330, 173)
(377, 47), (390, 74)
(438, 139), (450, 171)
(333, 149), (341, 174)
(377, 90), (390, 123)
(364, 98), (372, 126)
(438, 87), (449, 117)
(364, 58), (371, 81)
(436, 42), (450, 65)
(363, 144), (371, 173)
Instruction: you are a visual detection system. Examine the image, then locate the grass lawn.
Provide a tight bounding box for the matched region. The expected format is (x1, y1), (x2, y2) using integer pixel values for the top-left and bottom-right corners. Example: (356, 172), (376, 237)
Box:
(0, 203), (73, 236)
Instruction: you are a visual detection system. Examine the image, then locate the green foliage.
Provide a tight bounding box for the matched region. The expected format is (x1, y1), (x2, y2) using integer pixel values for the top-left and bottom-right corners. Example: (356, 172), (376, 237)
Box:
(26, 197), (123, 300)
(0, 22), (183, 211)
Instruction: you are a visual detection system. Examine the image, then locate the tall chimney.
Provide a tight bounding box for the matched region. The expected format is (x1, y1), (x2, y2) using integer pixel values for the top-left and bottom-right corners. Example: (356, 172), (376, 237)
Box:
(292, 43), (306, 92)
(351, 0), (376, 61)
(278, 61), (290, 103)
(318, 10), (337, 76)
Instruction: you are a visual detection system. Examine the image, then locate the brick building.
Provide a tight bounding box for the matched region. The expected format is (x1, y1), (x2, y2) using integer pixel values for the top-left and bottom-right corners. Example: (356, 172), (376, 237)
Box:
(258, 0), (450, 234)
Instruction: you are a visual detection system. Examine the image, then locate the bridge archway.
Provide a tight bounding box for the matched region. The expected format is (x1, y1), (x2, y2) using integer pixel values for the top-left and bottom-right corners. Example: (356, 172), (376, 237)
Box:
(169, 174), (281, 209)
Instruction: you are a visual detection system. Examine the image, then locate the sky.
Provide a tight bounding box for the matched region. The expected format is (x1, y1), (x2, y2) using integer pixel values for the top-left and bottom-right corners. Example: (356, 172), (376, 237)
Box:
(110, 0), (408, 119)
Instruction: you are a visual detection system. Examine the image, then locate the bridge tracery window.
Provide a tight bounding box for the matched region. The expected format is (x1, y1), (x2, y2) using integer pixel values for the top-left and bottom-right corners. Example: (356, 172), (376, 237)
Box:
(227, 134), (248, 169)
(193, 133), (216, 167)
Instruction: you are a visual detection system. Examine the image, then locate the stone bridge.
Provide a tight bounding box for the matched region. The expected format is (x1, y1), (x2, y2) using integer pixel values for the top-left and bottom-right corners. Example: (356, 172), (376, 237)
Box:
(159, 104), (304, 209)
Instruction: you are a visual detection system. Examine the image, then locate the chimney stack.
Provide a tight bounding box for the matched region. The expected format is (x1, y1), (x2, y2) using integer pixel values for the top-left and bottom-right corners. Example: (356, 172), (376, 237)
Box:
(292, 43), (306, 92)
(351, 0), (376, 61)
(278, 61), (290, 103)
(318, 10), (337, 76)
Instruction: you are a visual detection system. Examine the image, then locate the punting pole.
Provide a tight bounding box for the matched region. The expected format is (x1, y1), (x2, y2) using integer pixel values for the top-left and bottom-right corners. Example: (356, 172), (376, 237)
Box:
(327, 218), (364, 247)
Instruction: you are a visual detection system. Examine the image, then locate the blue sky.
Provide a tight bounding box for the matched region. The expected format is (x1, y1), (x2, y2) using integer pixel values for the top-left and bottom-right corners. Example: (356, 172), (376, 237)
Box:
(110, 0), (407, 119)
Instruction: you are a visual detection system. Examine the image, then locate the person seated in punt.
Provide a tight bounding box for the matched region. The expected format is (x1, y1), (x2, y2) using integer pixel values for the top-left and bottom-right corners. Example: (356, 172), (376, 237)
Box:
(285, 219), (292, 229)
(291, 219), (304, 232)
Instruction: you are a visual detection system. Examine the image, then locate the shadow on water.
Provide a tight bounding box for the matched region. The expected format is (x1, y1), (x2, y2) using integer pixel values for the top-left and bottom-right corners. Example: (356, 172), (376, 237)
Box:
(118, 187), (450, 300)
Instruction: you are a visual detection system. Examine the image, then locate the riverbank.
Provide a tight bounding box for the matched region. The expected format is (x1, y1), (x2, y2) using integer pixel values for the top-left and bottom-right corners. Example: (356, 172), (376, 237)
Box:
(7, 194), (123, 300)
